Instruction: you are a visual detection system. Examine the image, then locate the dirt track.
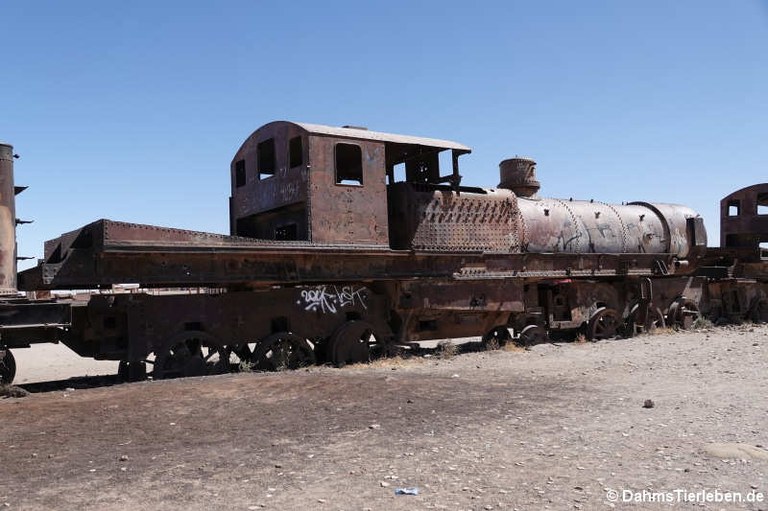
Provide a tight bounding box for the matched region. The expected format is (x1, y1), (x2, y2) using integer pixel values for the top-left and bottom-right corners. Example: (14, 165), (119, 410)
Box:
(2, 325), (768, 510)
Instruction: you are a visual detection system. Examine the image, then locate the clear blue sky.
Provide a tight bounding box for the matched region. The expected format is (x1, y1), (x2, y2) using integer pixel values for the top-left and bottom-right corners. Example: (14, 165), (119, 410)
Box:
(2, 1), (767, 266)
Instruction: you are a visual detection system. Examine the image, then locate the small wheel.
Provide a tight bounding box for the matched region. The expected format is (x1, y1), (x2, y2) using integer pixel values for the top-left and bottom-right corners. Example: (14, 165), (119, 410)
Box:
(0, 349), (16, 385)
(118, 361), (148, 382)
(625, 304), (666, 336)
(153, 330), (229, 380)
(668, 298), (700, 330)
(518, 325), (548, 347)
(645, 306), (666, 332)
(327, 321), (375, 367)
(749, 299), (768, 323)
(252, 332), (315, 371)
(587, 307), (621, 341)
(482, 326), (512, 350)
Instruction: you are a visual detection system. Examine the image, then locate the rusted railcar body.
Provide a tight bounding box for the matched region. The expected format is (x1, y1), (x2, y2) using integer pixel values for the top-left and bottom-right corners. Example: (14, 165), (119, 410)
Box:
(6, 121), (768, 384)
(11, 121), (710, 380)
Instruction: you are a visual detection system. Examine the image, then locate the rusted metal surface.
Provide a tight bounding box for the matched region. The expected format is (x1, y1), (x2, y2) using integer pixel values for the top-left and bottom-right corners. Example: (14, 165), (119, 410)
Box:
(387, 183), (521, 252)
(62, 285), (392, 365)
(720, 183), (768, 254)
(229, 121), (473, 247)
(0, 142), (17, 294)
(18, 218), (700, 291)
(288, 122), (471, 151)
(498, 157), (540, 197)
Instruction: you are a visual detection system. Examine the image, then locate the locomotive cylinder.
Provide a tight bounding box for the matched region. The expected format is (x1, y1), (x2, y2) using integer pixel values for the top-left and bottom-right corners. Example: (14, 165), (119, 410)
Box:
(0, 142), (17, 294)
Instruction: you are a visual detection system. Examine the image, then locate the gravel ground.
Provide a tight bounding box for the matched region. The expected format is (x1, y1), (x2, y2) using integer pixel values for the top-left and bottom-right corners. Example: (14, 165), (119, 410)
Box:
(1, 324), (767, 510)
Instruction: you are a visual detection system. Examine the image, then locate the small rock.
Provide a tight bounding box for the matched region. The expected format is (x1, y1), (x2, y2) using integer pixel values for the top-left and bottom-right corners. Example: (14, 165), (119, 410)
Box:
(643, 399), (655, 409)
(317, 498), (326, 503)
(0, 385), (29, 398)
(119, 455), (129, 462)
(380, 481), (390, 487)
(369, 424), (381, 430)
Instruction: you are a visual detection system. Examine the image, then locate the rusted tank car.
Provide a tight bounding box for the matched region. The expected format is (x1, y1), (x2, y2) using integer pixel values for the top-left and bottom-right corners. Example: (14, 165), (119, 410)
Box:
(9, 121), (708, 382)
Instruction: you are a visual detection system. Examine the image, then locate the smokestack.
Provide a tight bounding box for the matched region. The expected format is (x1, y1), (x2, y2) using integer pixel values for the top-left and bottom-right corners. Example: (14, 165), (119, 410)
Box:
(498, 157), (540, 197)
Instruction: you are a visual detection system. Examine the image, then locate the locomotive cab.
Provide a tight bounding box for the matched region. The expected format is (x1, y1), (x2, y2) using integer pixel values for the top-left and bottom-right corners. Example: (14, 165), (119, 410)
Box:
(229, 121), (472, 249)
(720, 183), (768, 260)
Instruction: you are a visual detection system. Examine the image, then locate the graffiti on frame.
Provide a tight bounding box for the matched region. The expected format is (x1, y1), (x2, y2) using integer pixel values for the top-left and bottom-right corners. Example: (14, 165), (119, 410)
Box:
(298, 285), (368, 314)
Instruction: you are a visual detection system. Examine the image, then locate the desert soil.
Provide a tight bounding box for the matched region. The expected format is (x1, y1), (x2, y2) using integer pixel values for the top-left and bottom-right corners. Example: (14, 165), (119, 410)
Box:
(1, 325), (768, 511)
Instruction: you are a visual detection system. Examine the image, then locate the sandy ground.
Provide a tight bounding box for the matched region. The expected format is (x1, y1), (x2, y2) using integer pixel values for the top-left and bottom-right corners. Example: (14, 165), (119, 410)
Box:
(11, 343), (118, 385)
(2, 325), (768, 511)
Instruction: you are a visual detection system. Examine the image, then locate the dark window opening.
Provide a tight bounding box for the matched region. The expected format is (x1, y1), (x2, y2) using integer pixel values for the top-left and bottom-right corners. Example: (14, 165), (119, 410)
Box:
(418, 319), (438, 332)
(405, 151), (440, 183)
(335, 143), (363, 185)
(235, 159), (246, 188)
(728, 200), (740, 217)
(275, 223), (298, 241)
(757, 193), (768, 215)
(258, 138), (276, 179)
(289, 136), (303, 168)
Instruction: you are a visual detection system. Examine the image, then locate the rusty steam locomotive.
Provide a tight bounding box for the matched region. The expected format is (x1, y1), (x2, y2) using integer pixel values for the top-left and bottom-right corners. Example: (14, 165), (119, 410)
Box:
(0, 121), (766, 384)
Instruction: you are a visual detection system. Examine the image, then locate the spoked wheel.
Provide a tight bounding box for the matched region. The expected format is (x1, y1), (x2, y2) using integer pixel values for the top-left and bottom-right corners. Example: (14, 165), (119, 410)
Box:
(252, 332), (315, 372)
(748, 298), (768, 323)
(0, 349), (16, 385)
(518, 325), (549, 347)
(482, 326), (512, 350)
(625, 304), (666, 336)
(668, 298), (700, 330)
(644, 306), (666, 333)
(587, 307), (621, 341)
(327, 321), (376, 367)
(118, 360), (148, 382)
(153, 330), (230, 380)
